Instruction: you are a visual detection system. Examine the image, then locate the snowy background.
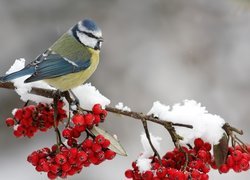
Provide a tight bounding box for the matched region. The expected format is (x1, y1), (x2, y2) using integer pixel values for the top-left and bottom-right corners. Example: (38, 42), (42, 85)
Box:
(0, 0), (250, 179)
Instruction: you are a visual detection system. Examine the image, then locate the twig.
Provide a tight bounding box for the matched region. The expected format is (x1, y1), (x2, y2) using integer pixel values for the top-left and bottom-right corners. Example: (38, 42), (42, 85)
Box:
(105, 106), (193, 129)
(140, 118), (162, 165)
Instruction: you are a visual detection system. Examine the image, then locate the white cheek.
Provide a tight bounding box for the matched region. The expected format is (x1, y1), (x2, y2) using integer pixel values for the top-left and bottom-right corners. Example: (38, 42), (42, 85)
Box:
(76, 31), (97, 48)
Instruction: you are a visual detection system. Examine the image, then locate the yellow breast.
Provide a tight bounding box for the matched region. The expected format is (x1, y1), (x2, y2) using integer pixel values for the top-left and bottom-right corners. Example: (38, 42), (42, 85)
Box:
(44, 48), (99, 91)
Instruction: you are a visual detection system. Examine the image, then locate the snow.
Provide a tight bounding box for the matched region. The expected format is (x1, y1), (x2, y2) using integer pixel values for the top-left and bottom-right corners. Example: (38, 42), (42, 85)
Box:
(136, 158), (152, 173)
(136, 133), (162, 173)
(115, 102), (131, 112)
(6, 59), (111, 109)
(140, 133), (162, 158)
(71, 83), (110, 110)
(147, 100), (225, 145)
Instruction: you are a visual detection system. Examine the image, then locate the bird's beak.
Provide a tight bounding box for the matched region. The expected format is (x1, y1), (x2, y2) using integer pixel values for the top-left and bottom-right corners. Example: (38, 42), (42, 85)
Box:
(94, 38), (103, 50)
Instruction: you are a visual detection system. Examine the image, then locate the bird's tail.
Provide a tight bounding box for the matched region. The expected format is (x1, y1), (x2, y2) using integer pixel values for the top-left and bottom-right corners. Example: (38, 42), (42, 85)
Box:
(0, 66), (34, 82)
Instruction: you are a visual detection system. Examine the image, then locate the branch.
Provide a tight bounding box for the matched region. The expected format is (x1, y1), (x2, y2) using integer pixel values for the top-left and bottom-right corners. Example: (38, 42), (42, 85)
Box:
(0, 81), (192, 152)
(0, 82), (193, 130)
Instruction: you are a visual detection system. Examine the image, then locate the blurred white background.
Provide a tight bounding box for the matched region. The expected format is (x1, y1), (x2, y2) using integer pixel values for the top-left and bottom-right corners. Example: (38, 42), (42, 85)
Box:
(0, 0), (250, 179)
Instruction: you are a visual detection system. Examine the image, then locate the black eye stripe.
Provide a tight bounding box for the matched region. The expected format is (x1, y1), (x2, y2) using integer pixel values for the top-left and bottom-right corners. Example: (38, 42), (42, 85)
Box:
(78, 30), (99, 40)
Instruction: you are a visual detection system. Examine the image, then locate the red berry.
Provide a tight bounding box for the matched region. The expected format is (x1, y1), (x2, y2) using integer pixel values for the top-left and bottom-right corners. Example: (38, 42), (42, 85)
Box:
(72, 114), (85, 126)
(61, 162), (71, 172)
(71, 128), (81, 138)
(92, 104), (103, 115)
(47, 172), (57, 179)
(14, 109), (23, 120)
(242, 153), (250, 161)
(105, 150), (116, 160)
(69, 148), (78, 159)
(85, 113), (94, 126)
(219, 164), (229, 173)
(5, 118), (15, 127)
(240, 158), (249, 170)
(55, 153), (67, 165)
(27, 152), (39, 166)
(13, 129), (23, 137)
(232, 150), (243, 162)
(194, 138), (204, 149)
(67, 138), (77, 147)
(89, 156), (99, 164)
(142, 170), (153, 180)
(82, 139), (93, 149)
(95, 135), (105, 145)
(203, 142), (212, 151)
(191, 169), (201, 179)
(77, 151), (88, 162)
(197, 150), (208, 160)
(156, 166), (167, 178)
(201, 164), (210, 173)
(232, 164), (242, 172)
(67, 167), (77, 176)
(100, 110), (108, 120)
(83, 160), (91, 167)
(74, 125), (86, 133)
(62, 128), (71, 139)
(96, 151), (105, 161)
(51, 144), (58, 152)
(39, 161), (50, 172)
(50, 164), (60, 174)
(102, 139), (111, 148)
(23, 108), (33, 119)
(164, 151), (174, 159)
(226, 155), (234, 168)
(174, 170), (186, 180)
(92, 143), (102, 153)
(200, 173), (209, 180)
(94, 115), (101, 124)
(125, 169), (134, 178)
(210, 159), (218, 169)
(68, 157), (77, 165)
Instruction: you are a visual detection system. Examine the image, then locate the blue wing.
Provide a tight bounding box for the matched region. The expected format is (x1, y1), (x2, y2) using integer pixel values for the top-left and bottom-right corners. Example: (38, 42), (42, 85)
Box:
(24, 52), (91, 83)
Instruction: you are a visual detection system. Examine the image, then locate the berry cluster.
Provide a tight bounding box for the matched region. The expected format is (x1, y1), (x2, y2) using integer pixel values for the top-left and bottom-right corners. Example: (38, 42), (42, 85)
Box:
(62, 104), (107, 147)
(125, 138), (213, 180)
(213, 145), (250, 173)
(26, 104), (116, 179)
(27, 134), (116, 179)
(5, 100), (67, 138)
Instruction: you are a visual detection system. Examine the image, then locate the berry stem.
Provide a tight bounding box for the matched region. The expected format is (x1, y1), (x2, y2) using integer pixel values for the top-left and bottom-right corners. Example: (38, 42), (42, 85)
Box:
(52, 92), (66, 149)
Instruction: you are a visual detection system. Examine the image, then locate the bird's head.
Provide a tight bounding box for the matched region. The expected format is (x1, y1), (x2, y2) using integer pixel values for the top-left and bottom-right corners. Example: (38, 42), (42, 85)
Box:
(71, 19), (103, 50)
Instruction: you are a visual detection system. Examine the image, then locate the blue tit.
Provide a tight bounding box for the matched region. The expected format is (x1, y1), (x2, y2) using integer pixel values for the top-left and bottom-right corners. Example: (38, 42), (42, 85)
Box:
(0, 19), (103, 91)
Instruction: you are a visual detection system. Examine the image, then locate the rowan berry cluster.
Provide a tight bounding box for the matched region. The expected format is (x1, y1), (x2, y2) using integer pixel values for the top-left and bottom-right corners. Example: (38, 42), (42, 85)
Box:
(212, 145), (250, 173)
(27, 134), (116, 179)
(25, 103), (115, 179)
(62, 103), (108, 145)
(5, 100), (67, 138)
(125, 138), (213, 180)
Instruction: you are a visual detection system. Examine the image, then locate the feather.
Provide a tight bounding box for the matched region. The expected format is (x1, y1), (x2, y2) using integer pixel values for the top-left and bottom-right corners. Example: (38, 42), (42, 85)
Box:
(0, 66), (34, 82)
(24, 53), (91, 83)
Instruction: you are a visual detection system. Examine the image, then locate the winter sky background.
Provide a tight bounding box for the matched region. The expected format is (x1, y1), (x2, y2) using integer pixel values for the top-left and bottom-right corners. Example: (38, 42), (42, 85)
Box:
(0, 0), (250, 179)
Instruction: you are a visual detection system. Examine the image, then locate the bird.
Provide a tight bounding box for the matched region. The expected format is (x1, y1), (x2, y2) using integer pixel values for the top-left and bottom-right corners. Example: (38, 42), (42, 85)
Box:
(0, 19), (103, 93)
